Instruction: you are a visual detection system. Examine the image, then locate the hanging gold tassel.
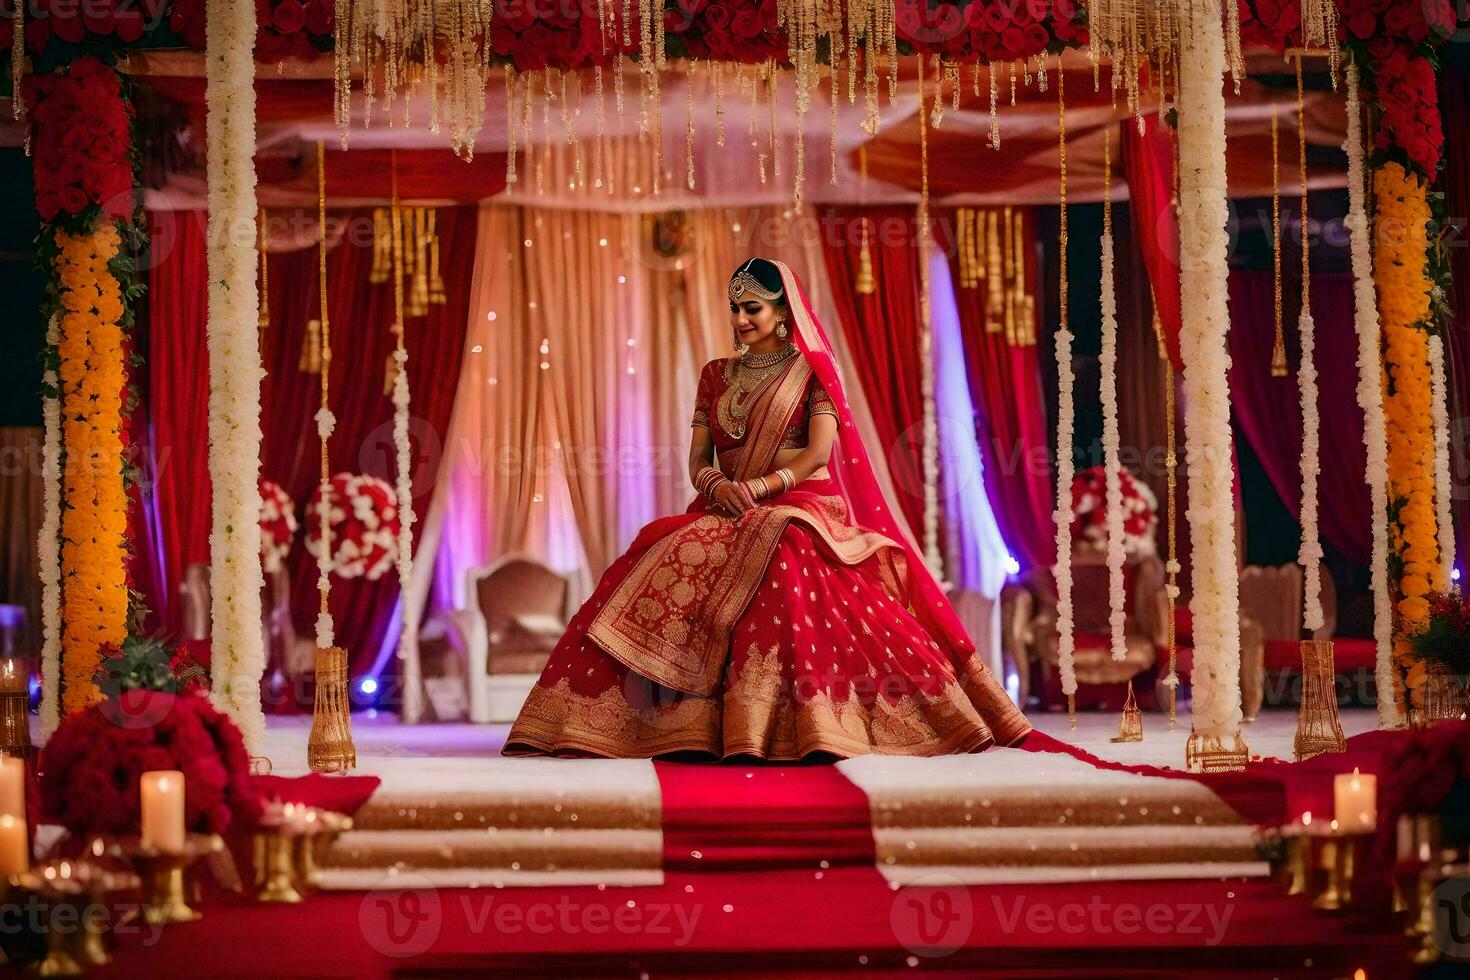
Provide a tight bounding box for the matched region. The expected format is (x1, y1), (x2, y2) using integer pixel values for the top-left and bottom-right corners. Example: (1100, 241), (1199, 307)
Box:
(10, 0), (24, 123)
(856, 146), (875, 295)
(298, 319), (322, 375)
(369, 208), (391, 284)
(410, 208), (431, 316)
(985, 209), (1003, 333)
(427, 209), (446, 305)
(1270, 103), (1288, 378)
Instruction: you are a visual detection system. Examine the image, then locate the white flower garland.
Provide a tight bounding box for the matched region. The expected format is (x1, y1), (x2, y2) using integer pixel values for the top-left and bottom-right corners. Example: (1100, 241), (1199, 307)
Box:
(1297, 306), (1324, 631)
(314, 406), (336, 649)
(1053, 322), (1078, 697)
(1430, 334), (1457, 588)
(1176, 0), (1243, 741)
(38, 316), (61, 737)
(1344, 62), (1404, 729)
(1099, 225), (1127, 661)
(205, 0), (266, 753)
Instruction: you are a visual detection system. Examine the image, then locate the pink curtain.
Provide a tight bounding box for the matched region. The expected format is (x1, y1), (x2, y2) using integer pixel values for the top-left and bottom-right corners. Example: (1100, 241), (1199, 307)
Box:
(818, 205), (932, 545)
(932, 207), (1054, 572)
(1227, 269), (1370, 564)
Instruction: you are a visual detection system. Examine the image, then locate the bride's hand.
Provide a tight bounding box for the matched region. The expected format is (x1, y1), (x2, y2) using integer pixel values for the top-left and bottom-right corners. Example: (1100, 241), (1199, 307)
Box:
(712, 481), (754, 517)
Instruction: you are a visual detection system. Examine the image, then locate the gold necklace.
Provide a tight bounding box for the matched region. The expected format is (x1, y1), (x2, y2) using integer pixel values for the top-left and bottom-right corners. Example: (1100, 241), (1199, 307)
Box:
(720, 342), (797, 438)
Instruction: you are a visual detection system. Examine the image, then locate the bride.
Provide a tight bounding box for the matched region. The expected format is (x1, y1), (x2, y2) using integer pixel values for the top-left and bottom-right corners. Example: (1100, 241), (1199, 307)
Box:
(504, 258), (1029, 759)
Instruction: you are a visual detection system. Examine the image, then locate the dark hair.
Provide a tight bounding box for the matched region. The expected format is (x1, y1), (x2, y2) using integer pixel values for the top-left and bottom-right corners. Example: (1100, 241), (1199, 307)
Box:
(729, 257), (786, 310)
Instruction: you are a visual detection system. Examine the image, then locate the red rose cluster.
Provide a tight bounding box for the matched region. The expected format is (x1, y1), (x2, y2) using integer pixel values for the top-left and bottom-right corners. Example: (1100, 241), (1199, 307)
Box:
(1069, 464), (1159, 555)
(896, 0), (1086, 60)
(1383, 719), (1470, 813)
(17, 0), (166, 51)
(25, 57), (135, 223)
(168, 0), (334, 60)
(306, 472), (402, 580)
(489, 0), (638, 72)
(665, 0), (786, 64)
(39, 691), (263, 840)
(1337, 0), (1456, 176)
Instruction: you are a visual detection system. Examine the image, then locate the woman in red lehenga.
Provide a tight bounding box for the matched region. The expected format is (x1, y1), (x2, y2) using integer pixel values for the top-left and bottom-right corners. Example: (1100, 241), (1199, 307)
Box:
(505, 258), (1029, 759)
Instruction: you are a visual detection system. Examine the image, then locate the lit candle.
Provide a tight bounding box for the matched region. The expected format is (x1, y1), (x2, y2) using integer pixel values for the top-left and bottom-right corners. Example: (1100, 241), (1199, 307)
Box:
(0, 756), (25, 822)
(1334, 769), (1377, 833)
(140, 771), (186, 854)
(0, 814), (27, 875)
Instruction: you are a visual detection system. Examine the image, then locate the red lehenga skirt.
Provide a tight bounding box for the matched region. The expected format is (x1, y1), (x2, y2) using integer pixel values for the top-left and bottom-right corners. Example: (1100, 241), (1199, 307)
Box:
(503, 478), (1031, 760)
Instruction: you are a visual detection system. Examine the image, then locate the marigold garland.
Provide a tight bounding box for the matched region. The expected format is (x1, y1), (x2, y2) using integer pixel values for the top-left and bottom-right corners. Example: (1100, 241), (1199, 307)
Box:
(1375, 161), (1443, 712)
(54, 222), (129, 715)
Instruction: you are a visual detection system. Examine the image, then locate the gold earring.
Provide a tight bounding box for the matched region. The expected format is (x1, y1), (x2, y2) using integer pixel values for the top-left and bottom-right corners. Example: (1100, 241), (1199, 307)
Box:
(775, 321), (788, 339)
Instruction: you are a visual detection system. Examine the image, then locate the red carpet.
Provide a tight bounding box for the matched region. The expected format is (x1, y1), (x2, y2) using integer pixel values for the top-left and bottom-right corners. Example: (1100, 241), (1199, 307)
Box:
(654, 760), (875, 872)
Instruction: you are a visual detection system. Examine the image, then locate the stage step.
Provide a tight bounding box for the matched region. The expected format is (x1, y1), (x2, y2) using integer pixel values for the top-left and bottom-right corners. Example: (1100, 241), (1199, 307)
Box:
(841, 749), (1274, 885)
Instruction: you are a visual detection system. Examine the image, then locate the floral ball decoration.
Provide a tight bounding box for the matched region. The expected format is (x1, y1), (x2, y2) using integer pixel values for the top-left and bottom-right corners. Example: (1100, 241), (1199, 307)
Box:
(258, 477), (298, 575)
(1407, 590), (1470, 677)
(40, 685), (262, 842)
(1069, 465), (1159, 557)
(306, 473), (401, 580)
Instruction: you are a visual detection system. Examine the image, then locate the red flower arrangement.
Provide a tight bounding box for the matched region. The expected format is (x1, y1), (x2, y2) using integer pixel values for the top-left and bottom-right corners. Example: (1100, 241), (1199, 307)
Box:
(39, 689), (262, 841)
(25, 56), (135, 224)
(1334, 0), (1454, 177)
(489, 0), (640, 72)
(895, 0), (1087, 60)
(259, 477), (299, 575)
(168, 0), (334, 61)
(1069, 465), (1158, 556)
(665, 0), (786, 64)
(18, 0), (167, 52)
(306, 472), (401, 580)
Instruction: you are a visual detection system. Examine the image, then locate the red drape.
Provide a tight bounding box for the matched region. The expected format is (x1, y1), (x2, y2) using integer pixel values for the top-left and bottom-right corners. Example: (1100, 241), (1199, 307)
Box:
(1226, 269), (1370, 564)
(1119, 116), (1183, 372)
(135, 211), (214, 636)
(818, 206), (930, 544)
(1438, 63), (1470, 575)
(135, 207), (475, 700)
(932, 207), (1054, 572)
(264, 206), (476, 692)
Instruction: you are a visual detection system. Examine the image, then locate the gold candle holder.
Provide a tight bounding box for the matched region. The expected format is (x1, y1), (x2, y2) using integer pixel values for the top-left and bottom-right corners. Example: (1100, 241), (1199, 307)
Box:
(11, 857), (139, 973)
(0, 657), (32, 759)
(253, 833), (302, 904)
(1307, 827), (1371, 912)
(1294, 639), (1345, 760)
(308, 646), (356, 773)
(108, 834), (223, 926)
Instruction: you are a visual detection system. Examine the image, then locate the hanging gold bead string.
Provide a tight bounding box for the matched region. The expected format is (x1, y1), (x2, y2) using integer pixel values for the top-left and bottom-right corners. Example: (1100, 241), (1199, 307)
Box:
(1295, 55), (1311, 320)
(916, 56), (942, 577)
(307, 140), (355, 775)
(10, 0), (23, 122)
(257, 207), (270, 355)
(315, 143), (331, 625)
(1154, 297), (1181, 730)
(1270, 103), (1287, 377)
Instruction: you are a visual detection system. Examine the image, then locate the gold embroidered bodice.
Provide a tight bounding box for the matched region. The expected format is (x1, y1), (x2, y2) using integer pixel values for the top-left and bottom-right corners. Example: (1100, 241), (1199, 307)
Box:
(691, 352), (838, 452)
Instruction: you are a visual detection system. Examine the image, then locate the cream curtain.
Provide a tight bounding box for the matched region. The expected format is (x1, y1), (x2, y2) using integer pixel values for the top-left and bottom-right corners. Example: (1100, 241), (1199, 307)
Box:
(424, 200), (915, 626)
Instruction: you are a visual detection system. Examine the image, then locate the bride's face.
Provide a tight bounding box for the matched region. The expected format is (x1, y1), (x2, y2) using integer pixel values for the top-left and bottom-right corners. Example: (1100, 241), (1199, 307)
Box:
(730, 296), (783, 347)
